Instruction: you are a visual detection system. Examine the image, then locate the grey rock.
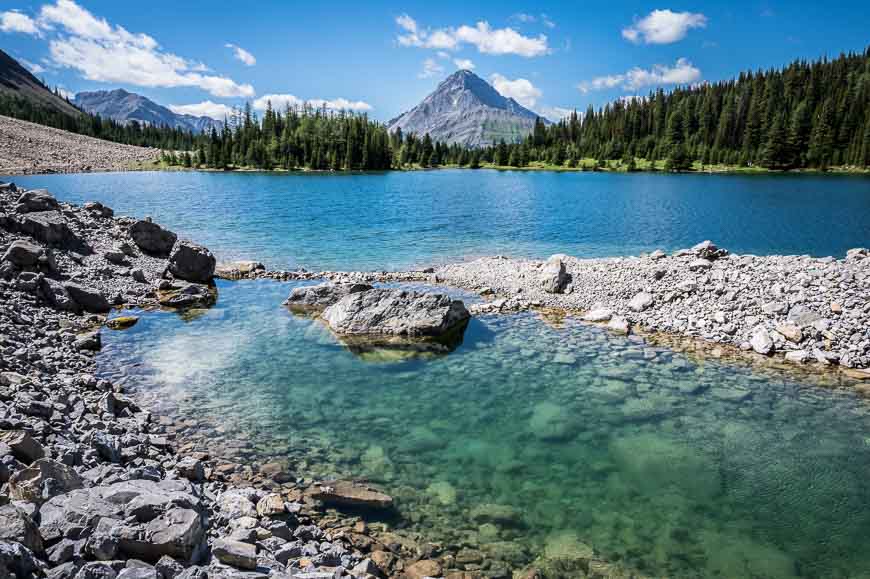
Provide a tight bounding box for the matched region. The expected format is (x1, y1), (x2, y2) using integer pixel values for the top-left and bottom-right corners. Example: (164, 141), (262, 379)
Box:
(0, 504), (44, 554)
(211, 538), (257, 570)
(688, 258), (713, 272)
(582, 307), (612, 322)
(8, 458), (85, 503)
(0, 430), (45, 463)
(322, 289), (470, 339)
(174, 457), (204, 482)
(17, 211), (83, 249)
(283, 282), (373, 313)
(0, 540), (43, 579)
(539, 256), (569, 294)
(41, 278), (79, 312)
(83, 201), (114, 219)
(16, 189), (59, 213)
(691, 240), (727, 260)
(129, 220), (177, 257)
(628, 292), (653, 312)
(310, 480), (393, 509)
(167, 242), (215, 283)
(2, 240), (56, 272)
(750, 327), (774, 355)
(787, 305), (822, 328)
(64, 283), (111, 313)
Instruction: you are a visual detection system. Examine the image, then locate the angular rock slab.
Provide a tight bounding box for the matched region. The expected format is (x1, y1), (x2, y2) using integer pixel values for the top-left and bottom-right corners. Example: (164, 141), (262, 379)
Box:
(284, 282), (373, 313)
(310, 481), (393, 510)
(129, 219), (177, 257)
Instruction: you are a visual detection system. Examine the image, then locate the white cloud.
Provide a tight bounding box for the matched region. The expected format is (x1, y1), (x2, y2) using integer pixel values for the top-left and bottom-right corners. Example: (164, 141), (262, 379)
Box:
(455, 22), (548, 57)
(578, 58), (701, 93)
(56, 86), (73, 99)
(20, 58), (46, 74)
(17, 0), (254, 98)
(453, 58), (475, 70)
(512, 13), (536, 23)
(489, 73), (542, 108)
(253, 94), (372, 112)
(622, 9), (707, 44)
(225, 43), (256, 66)
(0, 10), (40, 35)
(541, 14), (556, 29)
(540, 106), (574, 121)
(169, 100), (234, 120)
(436, 51), (450, 59)
(419, 57), (444, 79)
(395, 14), (548, 57)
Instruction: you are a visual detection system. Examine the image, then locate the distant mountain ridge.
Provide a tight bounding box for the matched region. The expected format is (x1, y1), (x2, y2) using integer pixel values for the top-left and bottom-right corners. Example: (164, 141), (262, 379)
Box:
(388, 70), (547, 148)
(0, 48), (81, 117)
(73, 89), (222, 134)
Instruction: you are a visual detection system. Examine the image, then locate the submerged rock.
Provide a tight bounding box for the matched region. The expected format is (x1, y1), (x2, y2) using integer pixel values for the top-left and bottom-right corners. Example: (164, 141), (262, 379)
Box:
(310, 481), (393, 509)
(284, 282), (373, 313)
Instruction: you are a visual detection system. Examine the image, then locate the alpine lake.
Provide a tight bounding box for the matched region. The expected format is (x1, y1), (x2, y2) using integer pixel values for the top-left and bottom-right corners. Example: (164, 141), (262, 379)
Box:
(8, 169), (870, 578)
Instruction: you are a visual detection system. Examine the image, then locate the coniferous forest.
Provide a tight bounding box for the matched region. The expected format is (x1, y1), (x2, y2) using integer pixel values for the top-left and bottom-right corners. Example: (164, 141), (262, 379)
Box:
(469, 48), (870, 171)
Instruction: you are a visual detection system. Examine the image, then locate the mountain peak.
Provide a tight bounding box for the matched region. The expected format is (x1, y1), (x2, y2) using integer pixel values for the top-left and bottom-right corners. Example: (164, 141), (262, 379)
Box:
(73, 88), (221, 134)
(389, 70), (545, 147)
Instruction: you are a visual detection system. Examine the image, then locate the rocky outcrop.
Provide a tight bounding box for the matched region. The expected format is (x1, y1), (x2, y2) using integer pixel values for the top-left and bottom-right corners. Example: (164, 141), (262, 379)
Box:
(166, 241), (215, 283)
(323, 288), (470, 339)
(15, 189), (59, 213)
(283, 281), (373, 313)
(128, 219), (177, 257)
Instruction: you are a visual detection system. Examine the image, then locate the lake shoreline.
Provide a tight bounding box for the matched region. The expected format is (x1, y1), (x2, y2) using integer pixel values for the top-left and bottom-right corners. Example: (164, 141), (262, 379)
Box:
(220, 242), (870, 386)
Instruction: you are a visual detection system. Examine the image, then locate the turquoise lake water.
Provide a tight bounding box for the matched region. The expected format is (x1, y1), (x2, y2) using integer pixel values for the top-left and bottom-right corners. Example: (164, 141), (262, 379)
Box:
(5, 170), (870, 270)
(97, 280), (870, 578)
(5, 170), (870, 576)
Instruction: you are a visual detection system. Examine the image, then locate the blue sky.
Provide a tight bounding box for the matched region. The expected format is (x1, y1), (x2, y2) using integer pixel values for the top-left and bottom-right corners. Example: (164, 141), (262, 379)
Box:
(1, 0), (868, 122)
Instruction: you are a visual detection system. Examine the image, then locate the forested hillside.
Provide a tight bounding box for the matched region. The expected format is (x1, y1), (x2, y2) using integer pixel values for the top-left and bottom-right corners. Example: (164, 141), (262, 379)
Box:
(166, 103), (393, 171)
(465, 48), (870, 171)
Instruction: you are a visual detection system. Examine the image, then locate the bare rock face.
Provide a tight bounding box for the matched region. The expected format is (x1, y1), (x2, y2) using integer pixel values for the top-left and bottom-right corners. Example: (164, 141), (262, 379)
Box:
(129, 219), (177, 257)
(167, 241), (215, 283)
(322, 289), (470, 339)
(284, 282), (373, 313)
(0, 504), (44, 554)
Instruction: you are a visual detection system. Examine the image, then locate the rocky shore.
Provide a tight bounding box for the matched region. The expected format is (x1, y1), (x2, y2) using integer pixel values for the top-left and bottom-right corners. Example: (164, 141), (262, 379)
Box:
(0, 115), (160, 175)
(5, 184), (595, 579)
(232, 241), (870, 381)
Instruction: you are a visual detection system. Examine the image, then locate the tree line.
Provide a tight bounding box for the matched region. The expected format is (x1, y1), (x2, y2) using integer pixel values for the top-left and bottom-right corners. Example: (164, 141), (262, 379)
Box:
(466, 48), (870, 171)
(166, 102), (392, 170)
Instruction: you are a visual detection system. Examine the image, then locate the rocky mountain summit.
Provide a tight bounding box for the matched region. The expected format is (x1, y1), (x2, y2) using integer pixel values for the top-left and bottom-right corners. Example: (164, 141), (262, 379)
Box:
(388, 70), (546, 147)
(74, 90), (222, 135)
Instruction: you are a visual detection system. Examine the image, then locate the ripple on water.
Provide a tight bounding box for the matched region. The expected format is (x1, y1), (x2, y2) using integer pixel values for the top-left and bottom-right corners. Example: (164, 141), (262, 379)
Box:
(98, 279), (870, 578)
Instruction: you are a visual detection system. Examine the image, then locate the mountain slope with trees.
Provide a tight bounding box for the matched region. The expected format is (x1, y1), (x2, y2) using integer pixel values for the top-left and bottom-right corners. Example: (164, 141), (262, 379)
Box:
(461, 48), (870, 171)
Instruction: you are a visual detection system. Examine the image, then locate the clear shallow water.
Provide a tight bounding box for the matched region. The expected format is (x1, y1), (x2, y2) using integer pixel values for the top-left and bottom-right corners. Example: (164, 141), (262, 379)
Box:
(98, 280), (870, 578)
(4, 170), (870, 270)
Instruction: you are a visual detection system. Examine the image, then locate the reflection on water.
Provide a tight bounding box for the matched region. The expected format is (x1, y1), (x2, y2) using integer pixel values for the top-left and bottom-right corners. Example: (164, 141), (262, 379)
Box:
(98, 280), (870, 578)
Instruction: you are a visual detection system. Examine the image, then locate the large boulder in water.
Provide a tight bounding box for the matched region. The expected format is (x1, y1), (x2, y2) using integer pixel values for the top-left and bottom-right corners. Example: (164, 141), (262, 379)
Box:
(284, 282), (373, 313)
(167, 241), (215, 283)
(129, 219), (177, 257)
(323, 288), (470, 338)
